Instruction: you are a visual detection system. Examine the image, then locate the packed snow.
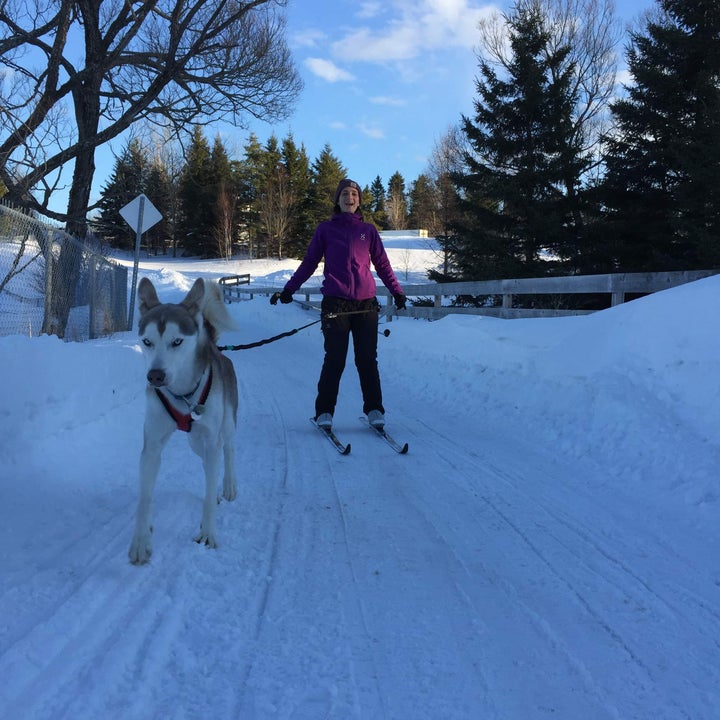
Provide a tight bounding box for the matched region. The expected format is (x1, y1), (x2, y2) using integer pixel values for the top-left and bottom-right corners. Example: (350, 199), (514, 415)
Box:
(1, 239), (719, 720)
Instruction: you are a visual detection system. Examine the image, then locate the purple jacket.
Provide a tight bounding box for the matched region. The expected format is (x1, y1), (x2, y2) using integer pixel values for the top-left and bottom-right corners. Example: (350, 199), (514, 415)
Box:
(283, 213), (404, 300)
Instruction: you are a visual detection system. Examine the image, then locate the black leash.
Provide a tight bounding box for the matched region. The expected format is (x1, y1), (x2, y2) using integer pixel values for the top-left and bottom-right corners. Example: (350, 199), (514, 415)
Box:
(218, 318), (321, 351)
(217, 305), (385, 352)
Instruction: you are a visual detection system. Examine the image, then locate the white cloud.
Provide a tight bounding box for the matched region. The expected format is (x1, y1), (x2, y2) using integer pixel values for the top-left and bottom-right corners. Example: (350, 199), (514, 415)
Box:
(370, 95), (407, 107)
(291, 28), (326, 49)
(358, 123), (386, 140)
(304, 57), (355, 82)
(357, 2), (383, 19)
(332, 0), (497, 63)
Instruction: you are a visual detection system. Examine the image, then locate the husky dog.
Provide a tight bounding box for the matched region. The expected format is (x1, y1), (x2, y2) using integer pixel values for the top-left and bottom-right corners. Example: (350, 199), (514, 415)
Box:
(128, 277), (238, 565)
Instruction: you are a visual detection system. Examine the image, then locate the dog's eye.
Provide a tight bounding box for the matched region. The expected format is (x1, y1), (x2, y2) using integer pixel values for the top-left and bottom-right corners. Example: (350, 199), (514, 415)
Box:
(142, 338), (153, 347)
(171, 338), (184, 347)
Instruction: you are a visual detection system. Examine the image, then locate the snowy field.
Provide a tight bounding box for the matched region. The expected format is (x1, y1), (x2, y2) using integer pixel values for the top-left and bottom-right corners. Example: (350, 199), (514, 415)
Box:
(1, 237), (719, 719)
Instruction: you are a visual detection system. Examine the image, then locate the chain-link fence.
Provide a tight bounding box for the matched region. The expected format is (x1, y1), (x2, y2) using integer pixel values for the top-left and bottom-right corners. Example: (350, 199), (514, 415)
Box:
(0, 200), (128, 341)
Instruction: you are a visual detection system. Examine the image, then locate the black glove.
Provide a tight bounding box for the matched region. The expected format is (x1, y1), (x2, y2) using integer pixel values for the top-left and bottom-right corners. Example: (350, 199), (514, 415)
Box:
(393, 293), (407, 310)
(270, 289), (293, 305)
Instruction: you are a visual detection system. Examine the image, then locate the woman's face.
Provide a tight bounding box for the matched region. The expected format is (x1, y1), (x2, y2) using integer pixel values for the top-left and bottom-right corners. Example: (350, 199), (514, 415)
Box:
(338, 186), (360, 213)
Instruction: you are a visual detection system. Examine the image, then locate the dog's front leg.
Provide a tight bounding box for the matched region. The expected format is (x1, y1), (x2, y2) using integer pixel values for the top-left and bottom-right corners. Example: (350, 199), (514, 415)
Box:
(128, 433), (167, 564)
(221, 416), (238, 502)
(193, 435), (221, 548)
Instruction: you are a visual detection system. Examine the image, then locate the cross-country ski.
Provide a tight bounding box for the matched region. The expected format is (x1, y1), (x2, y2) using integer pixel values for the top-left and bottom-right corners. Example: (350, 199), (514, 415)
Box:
(360, 416), (409, 453)
(310, 417), (351, 454)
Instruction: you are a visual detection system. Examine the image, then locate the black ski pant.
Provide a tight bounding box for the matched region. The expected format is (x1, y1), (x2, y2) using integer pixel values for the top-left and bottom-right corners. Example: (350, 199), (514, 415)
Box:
(315, 296), (384, 418)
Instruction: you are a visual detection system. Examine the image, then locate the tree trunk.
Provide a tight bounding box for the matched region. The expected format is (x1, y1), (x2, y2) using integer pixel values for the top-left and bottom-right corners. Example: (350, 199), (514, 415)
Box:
(45, 49), (100, 337)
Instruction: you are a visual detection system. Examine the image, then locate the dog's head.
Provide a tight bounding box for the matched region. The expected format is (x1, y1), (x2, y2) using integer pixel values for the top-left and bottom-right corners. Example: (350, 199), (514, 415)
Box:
(137, 278), (209, 391)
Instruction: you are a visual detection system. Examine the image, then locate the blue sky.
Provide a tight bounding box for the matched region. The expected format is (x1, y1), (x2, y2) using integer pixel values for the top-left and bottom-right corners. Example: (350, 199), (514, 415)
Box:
(224, 0), (654, 191)
(88, 0), (653, 210)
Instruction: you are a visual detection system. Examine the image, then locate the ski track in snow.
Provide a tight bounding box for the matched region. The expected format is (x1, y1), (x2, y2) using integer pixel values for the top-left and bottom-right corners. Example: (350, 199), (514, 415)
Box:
(1, 291), (719, 719)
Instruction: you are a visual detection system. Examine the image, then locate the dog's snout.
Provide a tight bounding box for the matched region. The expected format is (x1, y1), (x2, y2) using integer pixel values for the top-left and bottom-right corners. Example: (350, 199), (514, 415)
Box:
(147, 368), (166, 387)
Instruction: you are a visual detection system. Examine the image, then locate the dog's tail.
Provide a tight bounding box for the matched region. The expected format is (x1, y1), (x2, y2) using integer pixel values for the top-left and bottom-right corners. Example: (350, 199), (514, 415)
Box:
(202, 280), (238, 343)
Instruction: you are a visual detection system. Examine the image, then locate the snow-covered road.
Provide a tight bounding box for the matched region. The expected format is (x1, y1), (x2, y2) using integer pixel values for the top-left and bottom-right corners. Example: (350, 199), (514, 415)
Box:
(1, 262), (719, 719)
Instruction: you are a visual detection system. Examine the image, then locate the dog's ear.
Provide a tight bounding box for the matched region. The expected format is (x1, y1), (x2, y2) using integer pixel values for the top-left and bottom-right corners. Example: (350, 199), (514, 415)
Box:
(138, 278), (160, 315)
(181, 278), (205, 317)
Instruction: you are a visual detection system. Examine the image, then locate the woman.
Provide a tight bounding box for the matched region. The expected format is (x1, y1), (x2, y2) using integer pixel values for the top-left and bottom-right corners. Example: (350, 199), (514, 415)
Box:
(271, 178), (407, 430)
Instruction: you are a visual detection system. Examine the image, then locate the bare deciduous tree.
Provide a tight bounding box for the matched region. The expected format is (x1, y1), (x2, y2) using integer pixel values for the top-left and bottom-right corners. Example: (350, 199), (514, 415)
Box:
(148, 126), (185, 257)
(0, 0), (301, 334)
(478, 0), (620, 175)
(427, 125), (466, 276)
(214, 183), (236, 261)
(258, 163), (293, 260)
(386, 172), (407, 230)
(0, 232), (42, 294)
(0, 0), (301, 229)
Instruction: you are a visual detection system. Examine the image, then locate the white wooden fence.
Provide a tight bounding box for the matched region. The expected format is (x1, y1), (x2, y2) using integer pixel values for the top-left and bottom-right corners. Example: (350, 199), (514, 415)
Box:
(224, 269), (718, 320)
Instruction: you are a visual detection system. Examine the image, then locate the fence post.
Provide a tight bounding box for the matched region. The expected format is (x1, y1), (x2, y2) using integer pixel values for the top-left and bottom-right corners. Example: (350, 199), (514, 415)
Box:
(43, 229), (54, 335)
(89, 255), (97, 340)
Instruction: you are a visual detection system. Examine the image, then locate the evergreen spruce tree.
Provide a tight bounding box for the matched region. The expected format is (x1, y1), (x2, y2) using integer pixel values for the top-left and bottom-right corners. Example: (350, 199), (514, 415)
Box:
(178, 127), (216, 257)
(408, 174), (438, 234)
(457, 1), (585, 279)
(597, 0), (720, 271)
(306, 144), (346, 230)
(281, 135), (312, 258)
(369, 175), (388, 228)
(257, 134), (287, 258)
(209, 137), (237, 259)
(360, 185), (379, 229)
(96, 139), (148, 250)
(210, 135), (237, 258)
(144, 162), (172, 255)
(237, 133), (266, 259)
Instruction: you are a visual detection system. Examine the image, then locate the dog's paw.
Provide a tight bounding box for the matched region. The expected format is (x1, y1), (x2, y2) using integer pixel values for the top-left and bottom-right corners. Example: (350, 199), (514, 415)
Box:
(222, 479), (237, 502)
(128, 535), (153, 565)
(194, 529), (218, 549)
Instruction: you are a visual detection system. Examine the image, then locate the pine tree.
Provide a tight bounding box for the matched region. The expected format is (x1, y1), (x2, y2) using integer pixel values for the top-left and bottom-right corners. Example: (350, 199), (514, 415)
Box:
(178, 127), (216, 256)
(306, 144), (346, 231)
(597, 0), (720, 271)
(369, 175), (388, 228)
(408, 174), (438, 233)
(146, 126), (185, 258)
(209, 136), (237, 258)
(96, 138), (149, 250)
(281, 135), (312, 258)
(457, 1), (586, 279)
(237, 133), (266, 259)
(144, 162), (172, 255)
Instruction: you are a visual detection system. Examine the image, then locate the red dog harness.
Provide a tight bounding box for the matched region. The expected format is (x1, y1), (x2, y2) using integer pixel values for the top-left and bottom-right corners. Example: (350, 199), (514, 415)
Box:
(155, 367), (213, 432)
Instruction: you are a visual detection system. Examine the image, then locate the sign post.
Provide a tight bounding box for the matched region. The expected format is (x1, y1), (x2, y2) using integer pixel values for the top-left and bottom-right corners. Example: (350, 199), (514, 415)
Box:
(120, 194), (162, 330)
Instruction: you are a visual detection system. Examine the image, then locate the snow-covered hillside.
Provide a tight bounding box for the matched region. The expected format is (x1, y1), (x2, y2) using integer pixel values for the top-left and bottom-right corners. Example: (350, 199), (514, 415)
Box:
(1, 244), (718, 719)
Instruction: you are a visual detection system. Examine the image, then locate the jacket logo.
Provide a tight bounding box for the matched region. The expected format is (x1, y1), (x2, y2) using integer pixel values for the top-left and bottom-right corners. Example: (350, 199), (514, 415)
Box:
(360, 233), (366, 240)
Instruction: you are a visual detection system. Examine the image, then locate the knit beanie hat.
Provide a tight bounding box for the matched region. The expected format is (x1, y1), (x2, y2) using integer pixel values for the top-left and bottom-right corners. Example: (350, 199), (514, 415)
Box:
(333, 178), (362, 206)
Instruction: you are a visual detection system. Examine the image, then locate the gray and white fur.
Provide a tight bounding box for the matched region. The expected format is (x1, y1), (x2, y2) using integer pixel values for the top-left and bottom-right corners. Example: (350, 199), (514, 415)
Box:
(129, 277), (238, 564)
